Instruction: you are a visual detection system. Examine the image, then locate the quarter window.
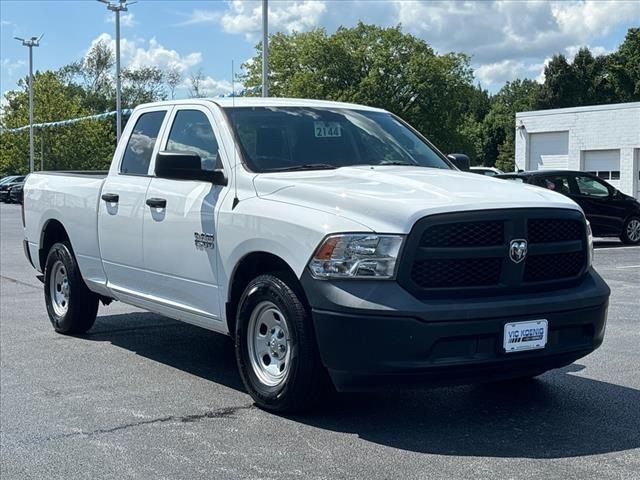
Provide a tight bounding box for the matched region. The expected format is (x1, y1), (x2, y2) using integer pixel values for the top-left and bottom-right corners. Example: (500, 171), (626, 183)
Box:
(166, 110), (221, 171)
(575, 175), (610, 197)
(120, 111), (166, 175)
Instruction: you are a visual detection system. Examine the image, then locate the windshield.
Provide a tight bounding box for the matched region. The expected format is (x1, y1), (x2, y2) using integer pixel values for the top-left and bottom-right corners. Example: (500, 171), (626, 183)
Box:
(225, 107), (451, 172)
(0, 176), (18, 185)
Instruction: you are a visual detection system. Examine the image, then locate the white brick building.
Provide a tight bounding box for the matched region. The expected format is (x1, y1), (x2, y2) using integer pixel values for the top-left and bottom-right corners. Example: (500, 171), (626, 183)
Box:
(515, 102), (640, 200)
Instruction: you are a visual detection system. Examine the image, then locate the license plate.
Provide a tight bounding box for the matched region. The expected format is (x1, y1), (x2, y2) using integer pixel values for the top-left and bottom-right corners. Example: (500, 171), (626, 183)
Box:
(503, 320), (548, 353)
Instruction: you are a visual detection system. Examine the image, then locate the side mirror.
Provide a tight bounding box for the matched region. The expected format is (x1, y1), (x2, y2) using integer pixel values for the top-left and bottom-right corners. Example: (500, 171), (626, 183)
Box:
(155, 151), (227, 186)
(447, 153), (470, 171)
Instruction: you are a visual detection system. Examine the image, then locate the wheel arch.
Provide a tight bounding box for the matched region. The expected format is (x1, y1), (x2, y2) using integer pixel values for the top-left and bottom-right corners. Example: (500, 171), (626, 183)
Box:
(226, 251), (308, 337)
(39, 219), (71, 270)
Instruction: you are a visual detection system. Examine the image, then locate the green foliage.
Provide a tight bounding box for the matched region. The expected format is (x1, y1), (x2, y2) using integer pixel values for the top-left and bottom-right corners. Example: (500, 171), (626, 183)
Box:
(0, 71), (115, 174)
(242, 23), (477, 154)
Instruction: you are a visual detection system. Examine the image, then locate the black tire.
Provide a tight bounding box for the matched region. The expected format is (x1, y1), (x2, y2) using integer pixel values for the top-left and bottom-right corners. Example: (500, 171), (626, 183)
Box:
(44, 241), (99, 334)
(235, 273), (328, 412)
(620, 216), (640, 245)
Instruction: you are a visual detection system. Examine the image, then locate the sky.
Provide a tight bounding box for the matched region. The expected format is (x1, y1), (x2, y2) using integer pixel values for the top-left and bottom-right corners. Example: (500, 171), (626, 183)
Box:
(1, 0), (640, 103)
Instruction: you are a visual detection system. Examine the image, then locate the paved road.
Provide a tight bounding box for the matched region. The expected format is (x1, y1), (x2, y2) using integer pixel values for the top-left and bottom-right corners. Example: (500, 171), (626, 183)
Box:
(1, 203), (639, 480)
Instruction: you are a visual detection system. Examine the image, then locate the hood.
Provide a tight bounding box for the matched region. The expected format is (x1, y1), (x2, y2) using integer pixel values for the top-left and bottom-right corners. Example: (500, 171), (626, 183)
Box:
(253, 166), (582, 233)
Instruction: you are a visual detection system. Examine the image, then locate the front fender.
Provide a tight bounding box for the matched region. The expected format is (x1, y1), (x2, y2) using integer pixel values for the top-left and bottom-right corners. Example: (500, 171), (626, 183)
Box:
(216, 197), (372, 303)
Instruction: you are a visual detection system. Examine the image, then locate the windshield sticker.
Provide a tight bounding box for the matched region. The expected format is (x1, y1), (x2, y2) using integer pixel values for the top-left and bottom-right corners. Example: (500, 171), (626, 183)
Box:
(314, 121), (342, 138)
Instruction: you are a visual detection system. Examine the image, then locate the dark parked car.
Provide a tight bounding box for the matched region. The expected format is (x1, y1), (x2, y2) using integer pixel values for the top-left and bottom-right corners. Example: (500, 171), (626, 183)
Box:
(8, 182), (25, 204)
(0, 176), (25, 202)
(496, 170), (640, 244)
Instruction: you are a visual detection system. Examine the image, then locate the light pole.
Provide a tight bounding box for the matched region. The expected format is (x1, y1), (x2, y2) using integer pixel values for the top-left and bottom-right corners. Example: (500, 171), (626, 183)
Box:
(14, 35), (42, 173)
(98, 0), (135, 143)
(262, 0), (268, 97)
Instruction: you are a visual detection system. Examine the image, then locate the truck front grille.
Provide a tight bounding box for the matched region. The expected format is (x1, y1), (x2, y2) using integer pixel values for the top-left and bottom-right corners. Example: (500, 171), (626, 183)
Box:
(420, 221), (503, 247)
(524, 251), (585, 282)
(398, 209), (588, 298)
(528, 218), (583, 243)
(411, 257), (502, 288)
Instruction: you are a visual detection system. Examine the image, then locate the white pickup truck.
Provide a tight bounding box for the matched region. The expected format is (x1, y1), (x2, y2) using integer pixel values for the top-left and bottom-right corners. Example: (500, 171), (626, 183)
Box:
(23, 98), (610, 411)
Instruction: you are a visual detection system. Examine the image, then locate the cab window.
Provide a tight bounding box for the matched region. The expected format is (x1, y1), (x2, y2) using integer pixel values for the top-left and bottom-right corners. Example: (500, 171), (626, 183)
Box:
(165, 110), (221, 171)
(120, 111), (166, 175)
(575, 175), (610, 197)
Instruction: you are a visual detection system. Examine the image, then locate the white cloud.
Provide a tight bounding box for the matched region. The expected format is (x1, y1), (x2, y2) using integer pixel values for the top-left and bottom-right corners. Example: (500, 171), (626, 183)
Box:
(88, 33), (201, 73)
(475, 60), (547, 87)
(1, 58), (27, 77)
(181, 76), (234, 97)
(395, 1), (639, 63)
(106, 12), (137, 27)
(177, 9), (221, 26)
(180, 1), (327, 40)
(564, 44), (612, 60)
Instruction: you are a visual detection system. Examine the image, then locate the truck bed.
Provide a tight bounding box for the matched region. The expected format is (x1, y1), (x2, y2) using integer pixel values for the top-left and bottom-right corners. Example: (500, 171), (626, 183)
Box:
(23, 171), (107, 279)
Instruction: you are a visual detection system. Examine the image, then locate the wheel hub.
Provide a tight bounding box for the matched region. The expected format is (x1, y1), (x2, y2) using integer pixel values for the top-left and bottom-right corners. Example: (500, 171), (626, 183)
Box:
(628, 219), (640, 242)
(247, 301), (291, 387)
(49, 260), (69, 317)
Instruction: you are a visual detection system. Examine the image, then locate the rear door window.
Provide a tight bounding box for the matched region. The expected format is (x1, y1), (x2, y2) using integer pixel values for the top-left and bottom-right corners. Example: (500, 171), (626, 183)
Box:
(120, 111), (166, 175)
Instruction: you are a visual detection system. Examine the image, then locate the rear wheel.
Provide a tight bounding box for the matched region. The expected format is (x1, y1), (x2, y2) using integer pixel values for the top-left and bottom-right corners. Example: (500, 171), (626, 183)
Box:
(620, 216), (640, 245)
(44, 242), (99, 334)
(235, 273), (328, 412)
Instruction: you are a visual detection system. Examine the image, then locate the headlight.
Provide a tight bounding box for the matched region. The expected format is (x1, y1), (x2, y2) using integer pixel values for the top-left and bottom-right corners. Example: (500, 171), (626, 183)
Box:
(308, 234), (404, 279)
(586, 220), (594, 268)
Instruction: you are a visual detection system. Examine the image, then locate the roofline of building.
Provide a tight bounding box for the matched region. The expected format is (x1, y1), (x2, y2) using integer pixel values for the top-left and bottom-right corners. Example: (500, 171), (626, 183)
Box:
(516, 101), (640, 118)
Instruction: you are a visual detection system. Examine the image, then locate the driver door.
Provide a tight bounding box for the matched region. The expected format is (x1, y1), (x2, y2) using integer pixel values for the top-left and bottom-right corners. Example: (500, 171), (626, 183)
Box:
(140, 105), (229, 328)
(571, 174), (622, 235)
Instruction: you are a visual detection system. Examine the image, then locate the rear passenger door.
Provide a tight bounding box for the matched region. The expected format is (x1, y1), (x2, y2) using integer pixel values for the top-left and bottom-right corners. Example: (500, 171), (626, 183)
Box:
(141, 106), (229, 326)
(98, 107), (170, 295)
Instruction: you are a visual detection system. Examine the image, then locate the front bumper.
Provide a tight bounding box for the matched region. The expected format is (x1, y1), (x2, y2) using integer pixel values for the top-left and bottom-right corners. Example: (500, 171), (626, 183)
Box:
(301, 269), (610, 392)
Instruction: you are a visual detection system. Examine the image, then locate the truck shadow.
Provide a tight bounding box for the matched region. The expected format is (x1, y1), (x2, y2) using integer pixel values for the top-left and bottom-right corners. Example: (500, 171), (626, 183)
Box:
(84, 311), (640, 459)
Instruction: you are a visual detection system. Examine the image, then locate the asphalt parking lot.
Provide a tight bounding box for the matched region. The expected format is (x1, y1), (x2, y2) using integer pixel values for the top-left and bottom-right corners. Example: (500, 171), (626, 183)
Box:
(1, 203), (639, 480)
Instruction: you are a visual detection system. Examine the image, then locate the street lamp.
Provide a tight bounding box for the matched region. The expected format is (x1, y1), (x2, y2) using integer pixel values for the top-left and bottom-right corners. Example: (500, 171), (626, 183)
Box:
(14, 34), (43, 173)
(262, 0), (268, 97)
(98, 0), (135, 143)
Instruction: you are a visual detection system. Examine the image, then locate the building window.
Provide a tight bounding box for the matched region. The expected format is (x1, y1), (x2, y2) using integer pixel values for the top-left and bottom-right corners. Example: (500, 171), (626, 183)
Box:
(586, 171), (620, 181)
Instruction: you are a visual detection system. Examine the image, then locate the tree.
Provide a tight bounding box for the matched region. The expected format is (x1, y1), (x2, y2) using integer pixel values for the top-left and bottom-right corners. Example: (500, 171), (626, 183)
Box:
(476, 79), (542, 171)
(165, 66), (182, 100)
(241, 23), (477, 154)
(188, 69), (205, 98)
(0, 71), (114, 175)
(607, 28), (640, 101)
(121, 66), (166, 107)
(60, 39), (116, 113)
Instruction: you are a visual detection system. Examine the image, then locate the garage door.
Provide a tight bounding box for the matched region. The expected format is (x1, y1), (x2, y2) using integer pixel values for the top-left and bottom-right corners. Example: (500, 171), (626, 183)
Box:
(583, 149), (620, 189)
(529, 132), (569, 170)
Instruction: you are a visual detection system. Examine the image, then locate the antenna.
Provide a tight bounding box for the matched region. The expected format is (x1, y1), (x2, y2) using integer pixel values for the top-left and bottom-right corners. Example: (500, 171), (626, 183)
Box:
(231, 59), (239, 209)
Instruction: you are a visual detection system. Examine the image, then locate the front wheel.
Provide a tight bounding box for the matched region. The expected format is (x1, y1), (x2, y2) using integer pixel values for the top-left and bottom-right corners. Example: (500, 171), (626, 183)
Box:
(620, 216), (640, 245)
(44, 242), (99, 334)
(235, 273), (328, 412)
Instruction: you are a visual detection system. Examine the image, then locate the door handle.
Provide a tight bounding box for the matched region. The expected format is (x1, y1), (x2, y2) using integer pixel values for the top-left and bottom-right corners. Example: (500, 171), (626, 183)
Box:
(146, 197), (167, 208)
(101, 193), (119, 203)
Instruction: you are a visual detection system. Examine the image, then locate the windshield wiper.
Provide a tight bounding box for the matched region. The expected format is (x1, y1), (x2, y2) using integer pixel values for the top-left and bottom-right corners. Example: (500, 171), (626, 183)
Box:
(268, 163), (338, 172)
(375, 160), (419, 166)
